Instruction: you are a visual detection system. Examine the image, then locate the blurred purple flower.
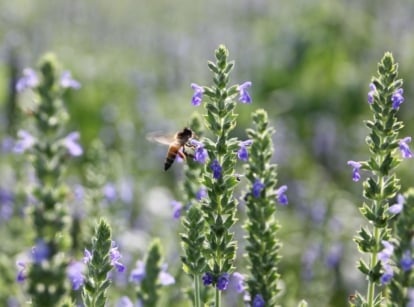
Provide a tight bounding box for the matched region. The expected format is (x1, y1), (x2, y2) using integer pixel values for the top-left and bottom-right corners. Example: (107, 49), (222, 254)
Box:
(67, 261), (85, 290)
(378, 240), (394, 263)
(32, 239), (50, 263)
(63, 132), (83, 156)
(232, 272), (245, 293)
(110, 242), (125, 272)
(380, 263), (394, 285)
(171, 200), (183, 219)
(103, 182), (117, 202)
(238, 81), (252, 103)
(367, 83), (376, 104)
(252, 179), (265, 198)
(83, 248), (93, 264)
(347, 160), (361, 182)
(16, 261), (26, 283)
(191, 83), (204, 106)
(252, 294), (265, 307)
(391, 88), (404, 109)
(196, 187), (207, 201)
(238, 140), (253, 161)
(210, 159), (222, 179)
(116, 296), (134, 307)
(0, 188), (14, 221)
(202, 272), (213, 286)
(60, 71), (81, 89)
(399, 137), (413, 159)
(130, 260), (146, 284)
(400, 251), (414, 272)
(16, 68), (39, 92)
(14, 130), (36, 154)
(389, 194), (404, 214)
(217, 273), (230, 291)
(2, 136), (14, 153)
(276, 185), (288, 205)
(325, 243), (343, 268)
(159, 263), (175, 286)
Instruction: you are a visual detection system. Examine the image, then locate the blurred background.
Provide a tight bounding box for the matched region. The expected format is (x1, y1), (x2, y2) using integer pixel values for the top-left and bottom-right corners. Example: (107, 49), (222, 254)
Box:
(1, 0), (414, 306)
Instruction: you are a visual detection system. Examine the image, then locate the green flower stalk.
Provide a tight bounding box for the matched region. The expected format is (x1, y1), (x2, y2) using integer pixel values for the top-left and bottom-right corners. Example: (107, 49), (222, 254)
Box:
(15, 54), (82, 306)
(387, 189), (414, 306)
(82, 219), (125, 307)
(131, 238), (175, 307)
(348, 52), (411, 307)
(189, 45), (252, 306)
(243, 109), (285, 306)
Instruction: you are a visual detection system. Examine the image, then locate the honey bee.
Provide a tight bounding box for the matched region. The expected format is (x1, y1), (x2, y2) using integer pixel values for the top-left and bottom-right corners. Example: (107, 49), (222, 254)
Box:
(147, 127), (195, 171)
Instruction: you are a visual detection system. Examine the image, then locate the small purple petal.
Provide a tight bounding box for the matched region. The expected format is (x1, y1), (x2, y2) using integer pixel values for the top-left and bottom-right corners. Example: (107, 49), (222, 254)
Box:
(14, 130), (36, 153)
(378, 241), (394, 263)
(367, 83), (376, 104)
(16, 68), (39, 92)
(63, 132), (83, 157)
(202, 272), (213, 286)
(252, 179), (265, 198)
(217, 273), (230, 291)
(130, 261), (146, 283)
(347, 160), (362, 182)
(380, 263), (394, 285)
(171, 200), (183, 219)
(399, 137), (413, 159)
(196, 187), (207, 201)
(389, 194), (404, 214)
(110, 242), (125, 272)
(83, 249), (92, 264)
(32, 239), (50, 263)
(210, 159), (222, 179)
(400, 251), (413, 272)
(60, 71), (81, 89)
(276, 185), (288, 205)
(391, 88), (404, 109)
(232, 272), (245, 293)
(16, 261), (26, 283)
(116, 296), (134, 307)
(238, 81), (252, 104)
(191, 83), (204, 106)
(159, 264), (175, 286)
(67, 261), (85, 290)
(253, 294), (265, 307)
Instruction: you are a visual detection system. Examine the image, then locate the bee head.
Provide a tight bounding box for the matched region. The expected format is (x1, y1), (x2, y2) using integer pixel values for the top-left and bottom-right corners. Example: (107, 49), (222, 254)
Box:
(181, 127), (193, 138)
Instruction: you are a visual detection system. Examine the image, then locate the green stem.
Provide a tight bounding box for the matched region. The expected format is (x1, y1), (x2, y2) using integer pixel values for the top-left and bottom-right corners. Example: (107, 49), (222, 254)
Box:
(215, 288), (221, 307)
(367, 224), (380, 307)
(194, 274), (201, 307)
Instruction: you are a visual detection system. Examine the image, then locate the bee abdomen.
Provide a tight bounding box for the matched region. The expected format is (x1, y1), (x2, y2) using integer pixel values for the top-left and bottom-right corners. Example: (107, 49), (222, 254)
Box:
(164, 155), (176, 171)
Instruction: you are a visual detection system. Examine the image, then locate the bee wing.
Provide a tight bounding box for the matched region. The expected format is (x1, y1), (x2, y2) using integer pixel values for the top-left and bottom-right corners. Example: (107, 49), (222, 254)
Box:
(146, 132), (176, 146)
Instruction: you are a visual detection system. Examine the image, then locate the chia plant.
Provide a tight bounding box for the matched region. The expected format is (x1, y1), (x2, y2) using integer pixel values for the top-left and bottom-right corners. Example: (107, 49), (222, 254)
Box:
(185, 44), (253, 306)
(14, 54), (82, 306)
(347, 52), (412, 307)
(243, 108), (288, 306)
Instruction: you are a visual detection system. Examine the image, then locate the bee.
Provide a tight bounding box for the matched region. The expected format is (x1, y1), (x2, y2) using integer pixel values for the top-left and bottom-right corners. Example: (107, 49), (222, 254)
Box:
(147, 127), (195, 171)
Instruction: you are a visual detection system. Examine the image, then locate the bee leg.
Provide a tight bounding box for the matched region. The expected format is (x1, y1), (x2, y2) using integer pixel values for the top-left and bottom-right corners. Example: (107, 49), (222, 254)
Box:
(178, 150), (187, 161)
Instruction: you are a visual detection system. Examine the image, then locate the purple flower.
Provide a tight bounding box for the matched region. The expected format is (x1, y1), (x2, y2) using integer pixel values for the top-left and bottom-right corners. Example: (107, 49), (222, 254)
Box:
(347, 160), (362, 182)
(367, 83), (376, 104)
(116, 296), (134, 307)
(400, 251), (414, 272)
(252, 179), (265, 198)
(196, 187), (207, 201)
(202, 272), (213, 286)
(210, 159), (222, 179)
(216, 273), (230, 291)
(190, 139), (208, 164)
(110, 242), (125, 272)
(325, 243), (343, 268)
(399, 137), (413, 159)
(391, 88), (404, 109)
(83, 248), (92, 264)
(232, 272), (245, 293)
(32, 239), (50, 263)
(389, 194), (404, 214)
(380, 263), (394, 285)
(14, 130), (36, 153)
(63, 132), (83, 157)
(171, 200), (183, 219)
(16, 68), (39, 92)
(130, 260), (146, 283)
(276, 185), (288, 205)
(238, 81), (252, 103)
(252, 294), (265, 307)
(238, 140), (253, 161)
(103, 182), (117, 202)
(67, 261), (85, 290)
(191, 83), (204, 106)
(378, 240), (394, 263)
(159, 263), (175, 286)
(16, 261), (26, 283)
(60, 71), (81, 89)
